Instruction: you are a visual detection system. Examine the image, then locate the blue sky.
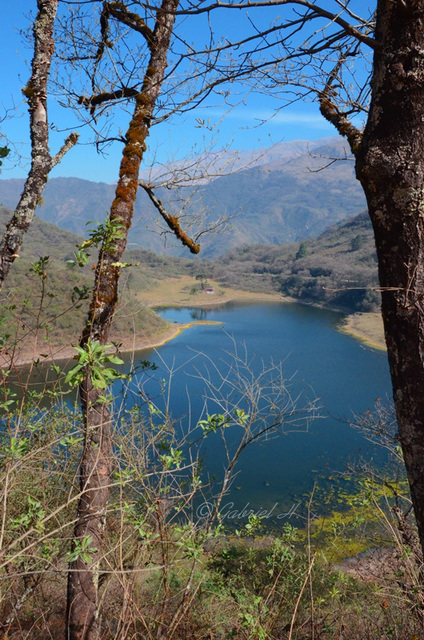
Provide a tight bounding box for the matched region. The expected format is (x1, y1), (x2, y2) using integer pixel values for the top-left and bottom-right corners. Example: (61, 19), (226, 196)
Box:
(0, 2), (347, 184)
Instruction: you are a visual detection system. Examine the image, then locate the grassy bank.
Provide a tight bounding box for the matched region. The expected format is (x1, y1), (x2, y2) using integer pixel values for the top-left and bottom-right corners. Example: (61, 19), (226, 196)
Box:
(0, 275), (283, 367)
(339, 312), (385, 350)
(136, 274), (285, 308)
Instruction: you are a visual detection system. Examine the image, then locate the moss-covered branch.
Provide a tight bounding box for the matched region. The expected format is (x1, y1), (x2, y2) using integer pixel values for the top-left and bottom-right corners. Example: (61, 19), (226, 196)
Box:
(139, 180), (200, 254)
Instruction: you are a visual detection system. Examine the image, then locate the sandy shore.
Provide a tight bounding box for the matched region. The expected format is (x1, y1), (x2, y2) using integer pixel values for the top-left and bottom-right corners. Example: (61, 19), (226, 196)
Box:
(338, 312), (386, 351)
(0, 324), (181, 369)
(2, 282), (288, 367)
(0, 320), (226, 369)
(2, 288), (287, 368)
(2, 287), (385, 369)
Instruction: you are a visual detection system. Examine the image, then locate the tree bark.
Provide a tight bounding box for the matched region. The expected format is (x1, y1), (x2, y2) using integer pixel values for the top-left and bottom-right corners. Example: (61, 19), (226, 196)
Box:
(66, 2), (180, 638)
(65, 383), (112, 640)
(0, 0), (78, 289)
(355, 0), (424, 554)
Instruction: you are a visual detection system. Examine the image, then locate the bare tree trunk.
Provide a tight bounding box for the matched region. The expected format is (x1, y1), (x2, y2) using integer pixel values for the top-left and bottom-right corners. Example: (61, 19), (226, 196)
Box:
(0, 0), (78, 288)
(318, 0), (424, 560)
(65, 383), (112, 640)
(355, 0), (424, 555)
(66, 2), (180, 638)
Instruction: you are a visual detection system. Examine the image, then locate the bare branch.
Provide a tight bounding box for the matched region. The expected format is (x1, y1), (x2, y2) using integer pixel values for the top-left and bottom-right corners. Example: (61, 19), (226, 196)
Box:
(78, 86), (139, 112)
(107, 1), (155, 48)
(176, 0), (377, 51)
(319, 54), (362, 153)
(139, 180), (200, 254)
(50, 131), (80, 168)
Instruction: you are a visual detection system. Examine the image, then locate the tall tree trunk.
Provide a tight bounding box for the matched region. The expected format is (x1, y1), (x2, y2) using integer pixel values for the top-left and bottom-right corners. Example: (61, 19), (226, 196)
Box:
(355, 0), (424, 554)
(66, 2), (180, 638)
(0, 0), (78, 288)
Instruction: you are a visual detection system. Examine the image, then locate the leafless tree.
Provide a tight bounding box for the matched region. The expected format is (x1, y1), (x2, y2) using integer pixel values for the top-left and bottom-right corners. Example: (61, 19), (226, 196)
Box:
(60, 2), (210, 638)
(0, 0), (79, 289)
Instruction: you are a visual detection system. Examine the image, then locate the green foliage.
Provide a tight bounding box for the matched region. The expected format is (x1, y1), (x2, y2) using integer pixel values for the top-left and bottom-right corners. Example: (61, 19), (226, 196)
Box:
(198, 413), (231, 434)
(1, 435), (30, 460)
(11, 496), (46, 534)
(66, 536), (98, 564)
(0, 389), (17, 412)
(0, 145), (10, 170)
(295, 242), (308, 260)
(66, 246), (90, 268)
(30, 255), (50, 278)
(235, 513), (264, 537)
(82, 215), (125, 252)
(65, 339), (125, 389)
(66, 215), (125, 269)
(160, 447), (184, 469)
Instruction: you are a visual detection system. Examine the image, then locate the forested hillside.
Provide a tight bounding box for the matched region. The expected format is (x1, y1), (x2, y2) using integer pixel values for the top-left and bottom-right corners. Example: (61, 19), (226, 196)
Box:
(0, 208), (170, 358)
(0, 204), (379, 352)
(207, 212), (379, 312)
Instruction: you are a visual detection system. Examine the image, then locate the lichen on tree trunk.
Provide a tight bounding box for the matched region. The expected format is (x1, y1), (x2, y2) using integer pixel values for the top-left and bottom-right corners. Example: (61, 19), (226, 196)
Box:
(66, 2), (181, 638)
(318, 0), (424, 561)
(0, 0), (78, 289)
(355, 0), (424, 556)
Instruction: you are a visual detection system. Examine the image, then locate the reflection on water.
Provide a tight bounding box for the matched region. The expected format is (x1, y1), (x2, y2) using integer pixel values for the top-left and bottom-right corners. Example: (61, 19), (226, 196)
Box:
(190, 307), (213, 321)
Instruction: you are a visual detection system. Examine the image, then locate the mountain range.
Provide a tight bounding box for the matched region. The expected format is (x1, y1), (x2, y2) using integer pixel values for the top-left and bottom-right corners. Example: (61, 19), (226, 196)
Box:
(0, 137), (365, 257)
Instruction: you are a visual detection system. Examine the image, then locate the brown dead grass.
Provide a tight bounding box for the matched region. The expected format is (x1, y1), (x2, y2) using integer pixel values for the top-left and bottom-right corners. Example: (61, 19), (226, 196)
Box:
(339, 312), (385, 350)
(136, 275), (285, 308)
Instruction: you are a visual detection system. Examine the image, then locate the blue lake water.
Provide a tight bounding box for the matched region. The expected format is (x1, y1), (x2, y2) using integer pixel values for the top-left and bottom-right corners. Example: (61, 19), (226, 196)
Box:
(119, 301), (392, 526)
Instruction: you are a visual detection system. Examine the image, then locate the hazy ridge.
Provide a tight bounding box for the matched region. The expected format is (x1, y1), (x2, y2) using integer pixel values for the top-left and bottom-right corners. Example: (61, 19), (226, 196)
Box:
(0, 137), (365, 257)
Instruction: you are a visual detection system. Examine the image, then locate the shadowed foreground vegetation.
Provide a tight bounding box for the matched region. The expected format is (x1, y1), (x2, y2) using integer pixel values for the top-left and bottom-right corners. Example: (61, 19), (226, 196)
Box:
(0, 393), (421, 639)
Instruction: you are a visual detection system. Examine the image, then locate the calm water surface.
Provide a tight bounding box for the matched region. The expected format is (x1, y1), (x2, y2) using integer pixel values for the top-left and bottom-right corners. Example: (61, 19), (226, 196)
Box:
(120, 301), (392, 525)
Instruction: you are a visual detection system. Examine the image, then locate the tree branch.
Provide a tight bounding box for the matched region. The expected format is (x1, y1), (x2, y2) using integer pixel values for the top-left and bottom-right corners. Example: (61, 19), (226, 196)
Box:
(106, 1), (155, 49)
(50, 132), (79, 168)
(319, 55), (362, 153)
(78, 87), (139, 112)
(94, 2), (112, 66)
(176, 0), (378, 51)
(139, 180), (200, 254)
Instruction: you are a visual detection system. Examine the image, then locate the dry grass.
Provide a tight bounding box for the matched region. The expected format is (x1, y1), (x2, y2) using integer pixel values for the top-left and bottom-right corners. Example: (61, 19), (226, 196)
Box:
(339, 311), (385, 350)
(136, 275), (284, 308)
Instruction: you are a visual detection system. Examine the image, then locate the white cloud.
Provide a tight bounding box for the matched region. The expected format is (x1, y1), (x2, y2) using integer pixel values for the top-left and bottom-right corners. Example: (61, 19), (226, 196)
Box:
(193, 107), (332, 128)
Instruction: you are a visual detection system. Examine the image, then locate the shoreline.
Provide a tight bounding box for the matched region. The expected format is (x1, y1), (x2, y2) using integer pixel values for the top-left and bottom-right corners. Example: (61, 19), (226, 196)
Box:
(148, 293), (291, 310)
(337, 312), (386, 351)
(1, 291), (386, 368)
(1, 320), (223, 369)
(2, 289), (287, 368)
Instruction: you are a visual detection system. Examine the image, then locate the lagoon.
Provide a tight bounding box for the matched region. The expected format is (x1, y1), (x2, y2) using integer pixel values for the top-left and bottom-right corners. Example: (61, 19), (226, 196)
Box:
(121, 301), (392, 525)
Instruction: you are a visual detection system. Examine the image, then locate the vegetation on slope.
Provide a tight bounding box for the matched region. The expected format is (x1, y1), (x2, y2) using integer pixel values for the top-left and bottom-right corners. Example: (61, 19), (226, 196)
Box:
(208, 212), (379, 313)
(0, 389), (419, 640)
(0, 207), (170, 360)
(0, 205), (380, 363)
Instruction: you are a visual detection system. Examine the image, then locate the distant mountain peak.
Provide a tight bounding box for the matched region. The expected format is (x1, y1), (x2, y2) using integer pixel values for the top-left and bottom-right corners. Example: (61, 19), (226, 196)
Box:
(0, 136), (364, 257)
